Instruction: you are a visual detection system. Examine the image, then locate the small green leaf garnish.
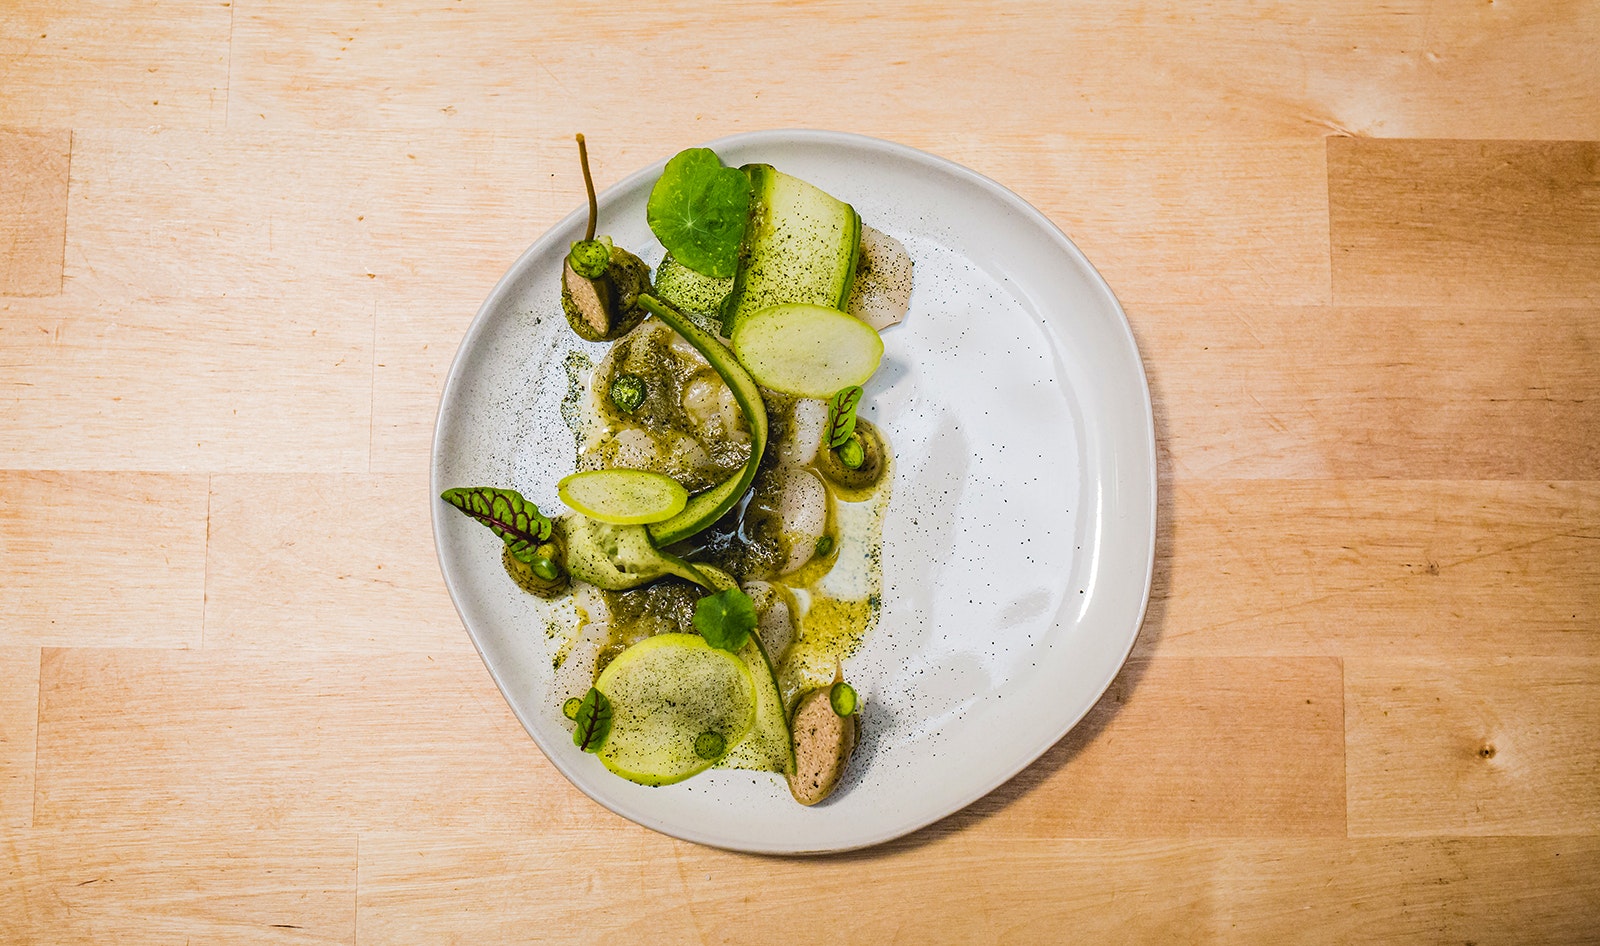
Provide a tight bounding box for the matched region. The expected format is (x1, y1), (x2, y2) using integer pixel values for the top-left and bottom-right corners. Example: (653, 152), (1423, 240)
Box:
(693, 730), (727, 761)
(836, 435), (866, 470)
(562, 696), (582, 720)
(826, 385), (862, 450)
(830, 681), (859, 717)
(692, 587), (757, 653)
(610, 373), (646, 413)
(440, 486), (554, 565)
(814, 534), (834, 558)
(567, 238), (610, 279)
(572, 686), (613, 752)
(646, 148), (752, 279)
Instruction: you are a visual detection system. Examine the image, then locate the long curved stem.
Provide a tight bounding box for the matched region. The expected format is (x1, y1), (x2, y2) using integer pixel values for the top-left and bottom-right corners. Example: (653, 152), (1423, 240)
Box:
(576, 133), (598, 242)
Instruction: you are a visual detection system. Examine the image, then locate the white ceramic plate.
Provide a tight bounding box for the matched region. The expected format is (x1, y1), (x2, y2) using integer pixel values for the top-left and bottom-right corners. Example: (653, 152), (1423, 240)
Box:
(432, 130), (1156, 854)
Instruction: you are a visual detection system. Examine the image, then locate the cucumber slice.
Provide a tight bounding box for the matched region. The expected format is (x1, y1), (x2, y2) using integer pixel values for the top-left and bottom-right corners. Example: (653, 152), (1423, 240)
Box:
(595, 633), (756, 786)
(730, 303), (884, 398)
(654, 253), (732, 334)
(721, 165), (860, 336)
(557, 469), (688, 525)
(636, 294), (769, 547)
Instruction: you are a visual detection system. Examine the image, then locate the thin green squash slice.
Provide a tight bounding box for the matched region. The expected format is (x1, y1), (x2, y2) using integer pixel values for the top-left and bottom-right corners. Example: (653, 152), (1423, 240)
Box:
(594, 633), (756, 786)
(720, 164), (860, 336)
(557, 469), (688, 525)
(730, 303), (884, 398)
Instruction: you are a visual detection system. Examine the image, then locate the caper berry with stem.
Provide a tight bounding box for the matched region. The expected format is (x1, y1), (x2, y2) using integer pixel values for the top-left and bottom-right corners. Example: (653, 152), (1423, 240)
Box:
(560, 133), (651, 342)
(567, 238), (610, 279)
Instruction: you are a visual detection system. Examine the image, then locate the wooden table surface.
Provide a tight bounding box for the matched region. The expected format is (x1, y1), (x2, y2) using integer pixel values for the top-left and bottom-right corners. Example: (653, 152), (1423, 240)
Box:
(3, 2), (1598, 943)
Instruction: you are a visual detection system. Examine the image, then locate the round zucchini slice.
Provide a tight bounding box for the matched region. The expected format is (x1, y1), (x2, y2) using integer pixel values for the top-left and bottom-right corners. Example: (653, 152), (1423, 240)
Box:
(595, 633), (756, 786)
(557, 469), (689, 525)
(731, 303), (883, 397)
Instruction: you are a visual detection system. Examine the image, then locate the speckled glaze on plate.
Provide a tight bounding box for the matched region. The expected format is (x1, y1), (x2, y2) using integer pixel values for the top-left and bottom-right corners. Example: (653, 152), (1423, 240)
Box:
(431, 130), (1156, 855)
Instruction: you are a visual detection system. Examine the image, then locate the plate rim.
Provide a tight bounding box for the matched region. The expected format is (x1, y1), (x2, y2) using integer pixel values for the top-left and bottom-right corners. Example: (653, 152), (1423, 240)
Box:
(430, 128), (1157, 854)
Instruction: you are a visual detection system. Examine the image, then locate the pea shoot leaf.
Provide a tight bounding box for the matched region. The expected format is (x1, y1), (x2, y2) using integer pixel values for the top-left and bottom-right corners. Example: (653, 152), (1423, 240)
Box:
(692, 587), (757, 653)
(440, 486), (553, 565)
(647, 149), (751, 279)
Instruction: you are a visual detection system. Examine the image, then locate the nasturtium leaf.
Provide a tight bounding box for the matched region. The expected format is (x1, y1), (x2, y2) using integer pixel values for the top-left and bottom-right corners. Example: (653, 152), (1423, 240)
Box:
(646, 149), (751, 279)
(572, 687), (613, 752)
(440, 486), (553, 565)
(826, 385), (863, 449)
(692, 587), (757, 653)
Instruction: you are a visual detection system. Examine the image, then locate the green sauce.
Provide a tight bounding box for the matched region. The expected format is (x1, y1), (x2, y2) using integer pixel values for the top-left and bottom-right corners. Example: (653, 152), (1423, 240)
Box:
(558, 322), (894, 775)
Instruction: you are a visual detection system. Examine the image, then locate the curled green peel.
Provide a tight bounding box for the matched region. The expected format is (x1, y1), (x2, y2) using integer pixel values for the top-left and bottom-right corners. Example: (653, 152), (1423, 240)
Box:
(636, 294), (769, 547)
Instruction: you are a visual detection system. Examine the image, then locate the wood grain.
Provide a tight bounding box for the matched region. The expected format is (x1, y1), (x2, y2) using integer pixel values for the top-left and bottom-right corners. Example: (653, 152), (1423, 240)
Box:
(0, 825), (355, 945)
(0, 649), (38, 828)
(31, 647), (587, 832)
(0, 1), (230, 130)
(1220, 837), (1600, 944)
(956, 657), (1346, 838)
(933, 136), (1331, 306)
(355, 831), (1600, 946)
(203, 474), (463, 651)
(0, 292), (372, 472)
(1135, 304), (1600, 480)
(227, 1), (1600, 140)
(0, 472), (206, 648)
(370, 295), (469, 474)
(2, 0), (1598, 939)
(1330, 138), (1600, 306)
(1146, 480), (1600, 658)
(1346, 658), (1600, 837)
(357, 830), (1224, 945)
(0, 129), (69, 297)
